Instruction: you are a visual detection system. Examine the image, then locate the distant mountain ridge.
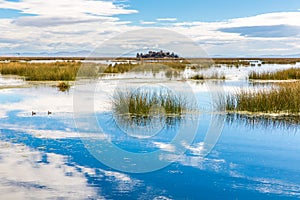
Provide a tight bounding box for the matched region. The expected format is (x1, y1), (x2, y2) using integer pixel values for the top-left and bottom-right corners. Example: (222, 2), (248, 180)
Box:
(0, 50), (91, 57)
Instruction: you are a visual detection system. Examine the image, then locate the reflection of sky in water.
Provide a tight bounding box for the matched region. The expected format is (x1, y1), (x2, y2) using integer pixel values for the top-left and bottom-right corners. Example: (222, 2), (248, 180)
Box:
(0, 75), (25, 88)
(1, 65), (300, 199)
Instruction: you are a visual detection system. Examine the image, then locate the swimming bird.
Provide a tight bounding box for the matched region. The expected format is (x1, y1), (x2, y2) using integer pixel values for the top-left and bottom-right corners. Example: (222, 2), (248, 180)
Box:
(48, 111), (52, 115)
(32, 111), (36, 116)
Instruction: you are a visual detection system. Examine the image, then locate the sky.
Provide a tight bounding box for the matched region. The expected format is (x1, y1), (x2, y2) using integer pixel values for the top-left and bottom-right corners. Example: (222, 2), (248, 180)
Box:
(0, 0), (300, 57)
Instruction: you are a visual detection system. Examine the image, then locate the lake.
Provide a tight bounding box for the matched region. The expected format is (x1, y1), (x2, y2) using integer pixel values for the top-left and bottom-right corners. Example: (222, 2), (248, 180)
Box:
(0, 63), (300, 199)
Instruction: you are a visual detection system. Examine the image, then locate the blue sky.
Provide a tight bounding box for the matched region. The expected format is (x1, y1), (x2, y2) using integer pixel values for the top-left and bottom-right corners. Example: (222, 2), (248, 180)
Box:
(0, 0), (300, 57)
(119, 0), (300, 23)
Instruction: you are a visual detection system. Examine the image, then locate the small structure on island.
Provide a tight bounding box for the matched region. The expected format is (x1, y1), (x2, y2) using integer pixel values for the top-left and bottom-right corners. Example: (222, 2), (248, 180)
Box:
(136, 50), (179, 59)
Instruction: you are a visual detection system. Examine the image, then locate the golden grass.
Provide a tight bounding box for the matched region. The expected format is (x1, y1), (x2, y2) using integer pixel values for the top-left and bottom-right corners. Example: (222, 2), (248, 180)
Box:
(57, 81), (71, 92)
(112, 88), (190, 117)
(226, 82), (300, 114)
(0, 61), (80, 81)
(104, 62), (187, 73)
(191, 72), (225, 80)
(249, 68), (300, 80)
(112, 87), (194, 127)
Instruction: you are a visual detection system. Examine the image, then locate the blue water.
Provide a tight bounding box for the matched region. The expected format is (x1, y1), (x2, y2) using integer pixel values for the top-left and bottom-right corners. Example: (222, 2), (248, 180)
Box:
(0, 85), (300, 199)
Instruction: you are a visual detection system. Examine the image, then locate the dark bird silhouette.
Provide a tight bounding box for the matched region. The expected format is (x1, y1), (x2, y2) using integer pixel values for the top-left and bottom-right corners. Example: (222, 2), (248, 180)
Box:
(48, 111), (52, 115)
(32, 111), (36, 116)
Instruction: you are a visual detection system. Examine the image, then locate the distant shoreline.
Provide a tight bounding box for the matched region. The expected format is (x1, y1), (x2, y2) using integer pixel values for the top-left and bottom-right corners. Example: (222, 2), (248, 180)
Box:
(1, 57), (300, 64)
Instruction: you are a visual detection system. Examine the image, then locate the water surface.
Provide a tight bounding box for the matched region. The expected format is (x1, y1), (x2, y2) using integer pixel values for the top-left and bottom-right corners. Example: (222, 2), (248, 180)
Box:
(0, 64), (300, 199)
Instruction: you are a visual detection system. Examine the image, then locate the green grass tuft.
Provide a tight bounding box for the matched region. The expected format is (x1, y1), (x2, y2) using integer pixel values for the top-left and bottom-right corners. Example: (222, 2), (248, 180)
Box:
(112, 87), (197, 127)
(57, 81), (71, 92)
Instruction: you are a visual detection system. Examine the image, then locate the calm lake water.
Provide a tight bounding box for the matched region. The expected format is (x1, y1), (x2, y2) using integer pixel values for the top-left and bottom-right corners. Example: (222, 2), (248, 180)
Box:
(0, 64), (300, 199)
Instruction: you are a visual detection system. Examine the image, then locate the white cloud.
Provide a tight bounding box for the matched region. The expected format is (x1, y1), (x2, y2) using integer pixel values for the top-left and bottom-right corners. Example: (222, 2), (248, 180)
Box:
(153, 142), (176, 152)
(168, 11), (300, 56)
(0, 0), (139, 54)
(0, 0), (137, 17)
(0, 140), (143, 199)
(227, 12), (300, 27)
(140, 20), (156, 25)
(0, 141), (100, 199)
(0, 0), (299, 57)
(157, 18), (177, 22)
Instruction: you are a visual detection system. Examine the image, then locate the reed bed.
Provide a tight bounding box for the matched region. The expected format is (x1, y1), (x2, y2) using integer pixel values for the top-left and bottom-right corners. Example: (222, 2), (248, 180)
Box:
(104, 62), (187, 73)
(190, 74), (204, 80)
(112, 88), (190, 117)
(104, 63), (136, 73)
(0, 61), (80, 81)
(191, 72), (225, 80)
(163, 61), (189, 70)
(226, 82), (300, 114)
(211, 58), (300, 65)
(112, 87), (198, 127)
(249, 68), (300, 80)
(0, 61), (186, 80)
(259, 58), (300, 65)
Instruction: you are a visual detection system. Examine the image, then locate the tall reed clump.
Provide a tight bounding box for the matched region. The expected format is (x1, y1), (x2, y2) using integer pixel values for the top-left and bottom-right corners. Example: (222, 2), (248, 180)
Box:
(0, 61), (80, 81)
(190, 74), (204, 80)
(191, 72), (225, 80)
(112, 87), (197, 128)
(226, 82), (300, 114)
(112, 88), (190, 117)
(249, 68), (300, 80)
(57, 81), (71, 92)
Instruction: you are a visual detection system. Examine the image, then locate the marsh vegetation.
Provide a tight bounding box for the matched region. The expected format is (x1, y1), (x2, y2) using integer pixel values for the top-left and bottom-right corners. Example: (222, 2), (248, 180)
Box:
(112, 87), (196, 126)
(191, 72), (226, 80)
(104, 62), (188, 73)
(0, 61), (190, 81)
(57, 81), (71, 92)
(226, 82), (300, 115)
(249, 68), (300, 80)
(0, 61), (80, 81)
